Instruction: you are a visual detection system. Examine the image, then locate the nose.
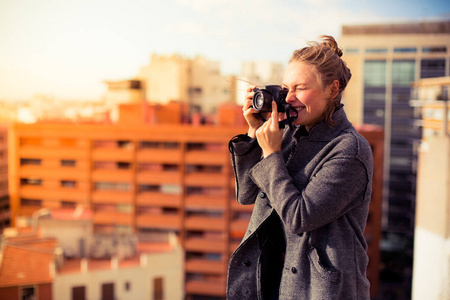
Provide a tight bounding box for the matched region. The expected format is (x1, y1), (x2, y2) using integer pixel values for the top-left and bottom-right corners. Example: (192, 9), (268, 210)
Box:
(285, 90), (297, 104)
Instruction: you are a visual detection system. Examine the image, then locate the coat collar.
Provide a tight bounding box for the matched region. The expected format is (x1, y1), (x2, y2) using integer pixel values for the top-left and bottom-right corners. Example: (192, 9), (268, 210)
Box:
(301, 105), (353, 142)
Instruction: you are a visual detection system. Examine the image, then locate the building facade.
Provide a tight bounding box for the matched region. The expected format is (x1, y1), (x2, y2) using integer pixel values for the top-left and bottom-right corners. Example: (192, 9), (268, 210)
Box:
(7, 103), (384, 299)
(0, 126), (9, 233)
(410, 77), (450, 300)
(137, 54), (236, 114)
(339, 20), (450, 298)
(0, 210), (183, 300)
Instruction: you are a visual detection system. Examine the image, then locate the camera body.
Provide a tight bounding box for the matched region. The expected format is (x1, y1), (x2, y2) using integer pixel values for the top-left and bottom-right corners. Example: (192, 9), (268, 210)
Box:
(252, 85), (289, 112)
(251, 85), (298, 129)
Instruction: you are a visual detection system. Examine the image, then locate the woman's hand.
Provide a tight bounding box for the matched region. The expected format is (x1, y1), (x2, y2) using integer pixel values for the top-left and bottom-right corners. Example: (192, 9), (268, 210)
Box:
(242, 85), (267, 138)
(256, 101), (284, 158)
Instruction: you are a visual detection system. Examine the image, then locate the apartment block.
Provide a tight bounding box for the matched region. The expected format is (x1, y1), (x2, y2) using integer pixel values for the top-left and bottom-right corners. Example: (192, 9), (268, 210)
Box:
(8, 103), (383, 299)
(410, 77), (450, 299)
(0, 125), (9, 233)
(0, 209), (183, 300)
(137, 54), (236, 114)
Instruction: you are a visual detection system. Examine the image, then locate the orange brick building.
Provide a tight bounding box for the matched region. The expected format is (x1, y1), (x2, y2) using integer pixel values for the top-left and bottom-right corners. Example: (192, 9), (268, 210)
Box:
(8, 103), (383, 299)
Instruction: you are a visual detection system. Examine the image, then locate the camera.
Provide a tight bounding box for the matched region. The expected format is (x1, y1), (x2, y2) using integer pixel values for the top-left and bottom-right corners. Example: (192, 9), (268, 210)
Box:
(252, 85), (289, 112)
(252, 85), (298, 129)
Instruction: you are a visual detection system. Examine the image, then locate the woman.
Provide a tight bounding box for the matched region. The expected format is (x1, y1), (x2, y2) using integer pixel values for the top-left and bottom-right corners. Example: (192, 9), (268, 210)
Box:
(227, 35), (373, 300)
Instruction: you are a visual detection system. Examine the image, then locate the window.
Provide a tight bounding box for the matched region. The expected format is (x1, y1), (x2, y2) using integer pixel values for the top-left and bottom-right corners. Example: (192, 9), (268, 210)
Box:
(20, 198), (42, 207)
(140, 141), (180, 149)
(365, 48), (388, 53)
(422, 46), (446, 53)
(61, 180), (77, 188)
(61, 201), (76, 208)
(72, 286), (86, 300)
(20, 158), (41, 165)
(394, 47), (417, 53)
(117, 140), (132, 149)
(421, 59), (446, 78)
(102, 283), (115, 300)
(21, 286), (35, 300)
(94, 182), (130, 191)
(392, 60), (415, 87)
(344, 48), (359, 54)
(21, 178), (42, 186)
(61, 160), (76, 167)
(364, 60), (386, 87)
(153, 277), (164, 300)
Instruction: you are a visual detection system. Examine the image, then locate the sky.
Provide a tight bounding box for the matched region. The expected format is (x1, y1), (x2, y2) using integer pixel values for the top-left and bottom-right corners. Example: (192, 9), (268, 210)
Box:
(0, 0), (449, 101)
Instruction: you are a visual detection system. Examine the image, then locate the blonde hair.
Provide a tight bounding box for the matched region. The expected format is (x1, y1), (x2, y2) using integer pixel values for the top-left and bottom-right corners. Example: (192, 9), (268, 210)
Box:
(289, 35), (352, 126)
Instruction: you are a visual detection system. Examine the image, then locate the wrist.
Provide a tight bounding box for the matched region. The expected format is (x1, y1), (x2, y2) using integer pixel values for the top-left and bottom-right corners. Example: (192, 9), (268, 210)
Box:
(247, 128), (257, 139)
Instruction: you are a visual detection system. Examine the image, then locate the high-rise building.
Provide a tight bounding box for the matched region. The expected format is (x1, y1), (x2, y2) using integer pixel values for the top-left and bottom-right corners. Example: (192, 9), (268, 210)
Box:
(410, 76), (450, 300)
(339, 20), (450, 299)
(7, 102), (384, 299)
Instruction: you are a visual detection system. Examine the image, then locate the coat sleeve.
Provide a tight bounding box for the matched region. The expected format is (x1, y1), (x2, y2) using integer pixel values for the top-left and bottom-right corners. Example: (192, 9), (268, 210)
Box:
(229, 134), (263, 205)
(248, 141), (372, 234)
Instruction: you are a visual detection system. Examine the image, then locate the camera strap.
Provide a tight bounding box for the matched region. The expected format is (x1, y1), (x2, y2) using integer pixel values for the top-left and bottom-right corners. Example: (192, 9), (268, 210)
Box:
(255, 104), (298, 130)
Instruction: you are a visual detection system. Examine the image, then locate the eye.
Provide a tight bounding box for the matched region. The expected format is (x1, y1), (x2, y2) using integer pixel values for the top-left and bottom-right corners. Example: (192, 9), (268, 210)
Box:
(295, 87), (306, 91)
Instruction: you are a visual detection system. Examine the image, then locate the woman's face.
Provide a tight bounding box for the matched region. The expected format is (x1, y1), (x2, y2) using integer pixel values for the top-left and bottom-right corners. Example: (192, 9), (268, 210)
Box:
(282, 61), (333, 130)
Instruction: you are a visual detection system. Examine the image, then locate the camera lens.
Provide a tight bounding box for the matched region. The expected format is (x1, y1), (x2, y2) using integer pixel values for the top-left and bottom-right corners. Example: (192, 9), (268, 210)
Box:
(252, 90), (272, 112)
(253, 92), (264, 111)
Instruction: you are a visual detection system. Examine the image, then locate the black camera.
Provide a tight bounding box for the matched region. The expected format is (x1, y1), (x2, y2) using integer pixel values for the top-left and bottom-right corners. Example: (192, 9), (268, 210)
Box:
(252, 85), (289, 112)
(252, 85), (298, 128)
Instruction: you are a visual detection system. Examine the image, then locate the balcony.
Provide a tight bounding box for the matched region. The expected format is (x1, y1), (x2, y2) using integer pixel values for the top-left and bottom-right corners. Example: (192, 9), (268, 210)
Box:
(92, 169), (134, 182)
(91, 191), (134, 204)
(185, 258), (226, 275)
(185, 278), (226, 297)
(136, 192), (182, 208)
(136, 213), (181, 230)
(185, 151), (228, 165)
(184, 216), (226, 231)
(231, 200), (254, 212)
(136, 171), (182, 184)
(19, 166), (88, 180)
(184, 237), (227, 253)
(185, 195), (227, 210)
(93, 211), (133, 225)
(91, 148), (133, 161)
(19, 146), (88, 159)
(230, 219), (249, 238)
(185, 172), (229, 187)
(20, 187), (89, 202)
(137, 149), (183, 164)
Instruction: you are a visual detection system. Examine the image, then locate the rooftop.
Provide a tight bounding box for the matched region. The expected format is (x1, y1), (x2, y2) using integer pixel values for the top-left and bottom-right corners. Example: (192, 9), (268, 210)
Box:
(342, 20), (450, 35)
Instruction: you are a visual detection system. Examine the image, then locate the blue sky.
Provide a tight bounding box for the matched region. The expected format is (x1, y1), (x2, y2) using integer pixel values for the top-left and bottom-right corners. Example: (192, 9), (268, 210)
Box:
(0, 0), (449, 101)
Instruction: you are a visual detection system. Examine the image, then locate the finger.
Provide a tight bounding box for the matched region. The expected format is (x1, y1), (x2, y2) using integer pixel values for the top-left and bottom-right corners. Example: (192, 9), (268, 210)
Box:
(247, 85), (257, 92)
(271, 101), (278, 128)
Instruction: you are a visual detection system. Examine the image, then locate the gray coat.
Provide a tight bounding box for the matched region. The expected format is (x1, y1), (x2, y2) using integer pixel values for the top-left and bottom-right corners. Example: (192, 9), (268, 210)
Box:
(227, 107), (373, 300)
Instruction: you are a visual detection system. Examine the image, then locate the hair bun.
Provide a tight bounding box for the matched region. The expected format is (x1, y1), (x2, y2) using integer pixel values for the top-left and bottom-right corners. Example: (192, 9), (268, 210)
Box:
(320, 35), (343, 57)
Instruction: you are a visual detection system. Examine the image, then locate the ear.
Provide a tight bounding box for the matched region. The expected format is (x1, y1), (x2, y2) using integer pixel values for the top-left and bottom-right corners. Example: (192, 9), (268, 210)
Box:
(329, 80), (340, 100)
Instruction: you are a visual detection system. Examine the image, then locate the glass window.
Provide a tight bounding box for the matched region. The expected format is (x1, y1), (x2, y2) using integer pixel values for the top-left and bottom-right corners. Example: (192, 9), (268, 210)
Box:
(61, 159), (76, 167)
(364, 60), (387, 87)
(392, 60), (415, 87)
(61, 180), (77, 188)
(366, 48), (388, 53)
(20, 158), (42, 165)
(421, 59), (446, 78)
(422, 46), (446, 53)
(394, 47), (417, 53)
(345, 48), (359, 54)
